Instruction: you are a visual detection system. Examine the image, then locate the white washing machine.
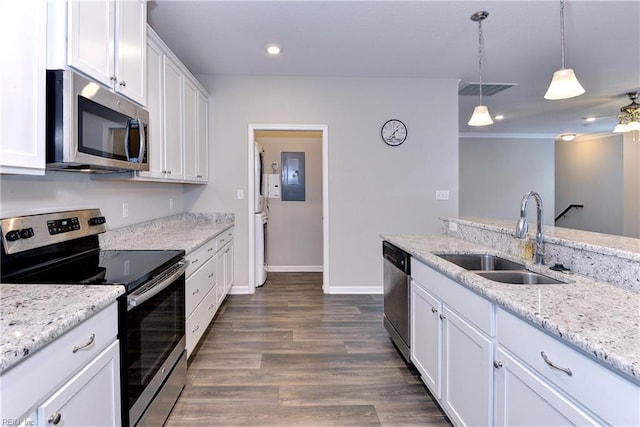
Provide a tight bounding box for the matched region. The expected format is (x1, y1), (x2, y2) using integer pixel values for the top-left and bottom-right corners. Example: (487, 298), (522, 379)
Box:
(255, 211), (268, 287)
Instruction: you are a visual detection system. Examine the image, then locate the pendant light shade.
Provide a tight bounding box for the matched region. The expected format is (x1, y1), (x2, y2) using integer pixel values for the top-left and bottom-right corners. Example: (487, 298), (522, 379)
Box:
(544, 0), (585, 100)
(468, 11), (493, 127)
(468, 105), (494, 126)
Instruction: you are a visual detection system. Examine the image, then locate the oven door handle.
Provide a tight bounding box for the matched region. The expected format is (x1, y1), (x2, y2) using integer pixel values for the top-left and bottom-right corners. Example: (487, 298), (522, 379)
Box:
(127, 260), (189, 311)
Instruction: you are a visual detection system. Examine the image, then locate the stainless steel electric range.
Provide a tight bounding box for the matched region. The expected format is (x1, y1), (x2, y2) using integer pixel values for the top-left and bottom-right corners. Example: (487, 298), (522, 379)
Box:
(1, 209), (188, 427)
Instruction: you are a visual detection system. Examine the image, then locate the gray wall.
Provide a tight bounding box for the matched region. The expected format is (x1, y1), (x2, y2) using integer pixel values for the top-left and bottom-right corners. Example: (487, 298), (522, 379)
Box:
(459, 136), (555, 225)
(256, 131), (323, 271)
(186, 75), (459, 293)
(0, 172), (185, 229)
(623, 133), (640, 238)
(555, 134), (624, 235)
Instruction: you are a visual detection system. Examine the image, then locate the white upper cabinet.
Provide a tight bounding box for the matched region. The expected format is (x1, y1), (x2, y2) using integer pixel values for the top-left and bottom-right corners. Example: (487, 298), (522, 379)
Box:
(196, 91), (210, 182)
(49, 0), (147, 106)
(183, 77), (198, 182)
(0, 0), (47, 175)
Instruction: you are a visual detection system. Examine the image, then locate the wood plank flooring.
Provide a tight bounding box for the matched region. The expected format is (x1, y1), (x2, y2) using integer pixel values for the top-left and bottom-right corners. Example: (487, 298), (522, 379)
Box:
(165, 272), (451, 426)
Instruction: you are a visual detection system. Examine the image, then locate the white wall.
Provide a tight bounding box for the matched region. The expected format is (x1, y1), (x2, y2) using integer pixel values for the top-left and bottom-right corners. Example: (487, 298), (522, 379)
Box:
(555, 134), (624, 235)
(459, 136), (555, 225)
(256, 131), (323, 271)
(0, 172), (185, 229)
(623, 133), (640, 238)
(185, 75), (459, 293)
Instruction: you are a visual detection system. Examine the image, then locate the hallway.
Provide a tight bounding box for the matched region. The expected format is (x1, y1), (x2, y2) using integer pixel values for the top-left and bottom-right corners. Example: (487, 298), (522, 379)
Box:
(165, 272), (451, 426)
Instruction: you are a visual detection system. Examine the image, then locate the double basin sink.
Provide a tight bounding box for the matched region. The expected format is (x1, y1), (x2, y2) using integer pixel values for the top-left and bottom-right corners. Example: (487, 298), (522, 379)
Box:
(435, 253), (565, 285)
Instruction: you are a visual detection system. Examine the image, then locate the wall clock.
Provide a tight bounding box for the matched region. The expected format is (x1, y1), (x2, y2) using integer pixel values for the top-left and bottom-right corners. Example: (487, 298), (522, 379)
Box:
(381, 119), (407, 146)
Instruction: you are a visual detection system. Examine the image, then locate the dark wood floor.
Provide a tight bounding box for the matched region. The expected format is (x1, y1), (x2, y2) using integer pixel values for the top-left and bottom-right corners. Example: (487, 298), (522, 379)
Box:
(166, 272), (451, 426)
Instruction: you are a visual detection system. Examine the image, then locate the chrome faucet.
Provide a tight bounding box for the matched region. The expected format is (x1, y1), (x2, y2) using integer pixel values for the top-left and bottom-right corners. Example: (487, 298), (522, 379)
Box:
(516, 191), (545, 264)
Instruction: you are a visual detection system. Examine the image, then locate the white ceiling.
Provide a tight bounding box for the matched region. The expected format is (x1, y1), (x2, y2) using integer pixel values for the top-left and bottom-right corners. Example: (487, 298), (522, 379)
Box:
(148, 0), (640, 137)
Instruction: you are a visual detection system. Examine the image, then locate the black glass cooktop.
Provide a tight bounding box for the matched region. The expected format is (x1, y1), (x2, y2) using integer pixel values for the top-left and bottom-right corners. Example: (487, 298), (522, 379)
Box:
(4, 249), (184, 291)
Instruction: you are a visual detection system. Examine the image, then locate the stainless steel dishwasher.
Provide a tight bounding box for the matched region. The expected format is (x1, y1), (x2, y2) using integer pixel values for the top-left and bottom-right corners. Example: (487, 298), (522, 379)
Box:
(382, 241), (411, 362)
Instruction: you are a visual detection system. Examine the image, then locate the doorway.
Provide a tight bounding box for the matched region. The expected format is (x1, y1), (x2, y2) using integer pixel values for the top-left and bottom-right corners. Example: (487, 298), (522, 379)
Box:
(247, 124), (329, 293)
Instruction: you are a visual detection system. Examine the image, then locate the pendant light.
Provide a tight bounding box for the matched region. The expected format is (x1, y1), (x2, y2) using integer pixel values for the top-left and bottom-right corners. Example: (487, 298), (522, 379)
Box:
(468, 11), (493, 127)
(544, 0), (585, 100)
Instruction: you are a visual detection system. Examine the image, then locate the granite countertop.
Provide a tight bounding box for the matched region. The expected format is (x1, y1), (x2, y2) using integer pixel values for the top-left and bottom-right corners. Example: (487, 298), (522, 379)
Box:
(382, 233), (640, 384)
(100, 212), (234, 253)
(0, 284), (125, 373)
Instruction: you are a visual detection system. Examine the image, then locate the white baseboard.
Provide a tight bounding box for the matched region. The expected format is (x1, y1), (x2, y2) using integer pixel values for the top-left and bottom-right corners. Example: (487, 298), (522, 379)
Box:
(267, 265), (323, 272)
(325, 285), (383, 295)
(229, 284), (252, 294)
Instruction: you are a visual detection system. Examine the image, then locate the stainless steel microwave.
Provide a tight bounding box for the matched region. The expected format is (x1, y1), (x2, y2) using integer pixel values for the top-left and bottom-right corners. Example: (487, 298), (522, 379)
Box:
(46, 69), (149, 173)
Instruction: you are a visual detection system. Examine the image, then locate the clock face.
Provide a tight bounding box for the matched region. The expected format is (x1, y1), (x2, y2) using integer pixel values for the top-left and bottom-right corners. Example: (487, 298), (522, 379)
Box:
(381, 119), (407, 146)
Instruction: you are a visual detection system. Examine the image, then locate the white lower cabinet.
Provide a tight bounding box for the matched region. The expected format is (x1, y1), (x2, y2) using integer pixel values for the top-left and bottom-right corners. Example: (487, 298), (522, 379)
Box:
(185, 228), (234, 358)
(411, 261), (493, 426)
(0, 303), (120, 425)
(410, 259), (640, 427)
(37, 341), (121, 427)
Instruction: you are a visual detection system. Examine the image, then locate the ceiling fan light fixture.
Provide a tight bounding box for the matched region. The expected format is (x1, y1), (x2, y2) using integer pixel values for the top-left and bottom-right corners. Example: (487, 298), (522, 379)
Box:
(468, 11), (493, 127)
(544, 0), (585, 100)
(627, 121), (640, 132)
(544, 68), (585, 100)
(613, 122), (629, 133)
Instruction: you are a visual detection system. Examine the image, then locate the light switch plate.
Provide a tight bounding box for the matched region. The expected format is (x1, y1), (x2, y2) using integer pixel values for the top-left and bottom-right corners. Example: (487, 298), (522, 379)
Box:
(237, 189), (244, 200)
(435, 190), (449, 201)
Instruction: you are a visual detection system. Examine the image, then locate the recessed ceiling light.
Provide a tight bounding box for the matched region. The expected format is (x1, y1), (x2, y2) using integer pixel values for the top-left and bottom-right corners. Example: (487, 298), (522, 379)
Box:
(266, 45), (281, 55)
(560, 133), (576, 141)
(494, 114), (504, 120)
(584, 117), (596, 122)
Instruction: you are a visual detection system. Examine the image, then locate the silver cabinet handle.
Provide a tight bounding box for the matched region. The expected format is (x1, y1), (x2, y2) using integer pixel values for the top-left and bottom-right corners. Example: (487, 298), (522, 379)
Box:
(110, 75), (117, 82)
(431, 307), (438, 314)
(439, 314), (446, 320)
(192, 325), (200, 333)
(48, 413), (62, 425)
(119, 81), (127, 87)
(72, 333), (95, 353)
(493, 360), (503, 369)
(192, 288), (200, 295)
(540, 351), (573, 376)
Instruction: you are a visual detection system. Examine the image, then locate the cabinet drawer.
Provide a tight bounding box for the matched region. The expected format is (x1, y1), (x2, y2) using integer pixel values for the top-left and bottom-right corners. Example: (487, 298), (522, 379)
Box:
(185, 257), (216, 317)
(215, 228), (233, 251)
(186, 285), (218, 358)
(497, 308), (640, 426)
(412, 260), (494, 336)
(186, 239), (216, 277)
(1, 303), (118, 420)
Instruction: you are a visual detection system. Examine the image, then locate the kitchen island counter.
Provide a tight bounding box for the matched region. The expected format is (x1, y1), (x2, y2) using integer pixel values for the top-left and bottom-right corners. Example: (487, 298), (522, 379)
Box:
(381, 233), (640, 384)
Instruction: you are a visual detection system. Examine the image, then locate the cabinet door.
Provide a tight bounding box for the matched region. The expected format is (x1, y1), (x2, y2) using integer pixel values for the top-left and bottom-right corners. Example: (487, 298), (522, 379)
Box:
(215, 250), (225, 306)
(183, 77), (198, 182)
(138, 34), (165, 179)
(0, 0), (46, 175)
(115, 0), (146, 105)
(68, 0), (115, 88)
(224, 242), (234, 294)
(442, 306), (493, 427)
(37, 341), (121, 427)
(196, 91), (209, 182)
(410, 280), (441, 398)
(162, 56), (184, 180)
(494, 347), (600, 426)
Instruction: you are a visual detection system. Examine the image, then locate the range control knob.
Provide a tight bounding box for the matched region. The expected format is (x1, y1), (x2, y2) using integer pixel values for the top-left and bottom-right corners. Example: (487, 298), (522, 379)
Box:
(88, 216), (106, 226)
(5, 230), (21, 241)
(19, 228), (35, 239)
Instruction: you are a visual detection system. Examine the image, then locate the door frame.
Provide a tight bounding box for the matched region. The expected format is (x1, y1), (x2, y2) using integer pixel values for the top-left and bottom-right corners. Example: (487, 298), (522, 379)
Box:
(247, 124), (330, 293)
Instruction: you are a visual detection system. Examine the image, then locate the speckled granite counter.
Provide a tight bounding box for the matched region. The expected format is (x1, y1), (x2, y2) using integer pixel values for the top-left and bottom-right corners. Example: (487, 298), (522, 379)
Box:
(381, 233), (640, 384)
(100, 212), (234, 253)
(0, 284), (124, 373)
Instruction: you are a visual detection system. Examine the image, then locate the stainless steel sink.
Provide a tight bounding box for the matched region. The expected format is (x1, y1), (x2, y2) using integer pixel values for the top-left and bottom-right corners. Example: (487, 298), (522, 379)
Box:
(436, 253), (525, 271)
(476, 271), (565, 285)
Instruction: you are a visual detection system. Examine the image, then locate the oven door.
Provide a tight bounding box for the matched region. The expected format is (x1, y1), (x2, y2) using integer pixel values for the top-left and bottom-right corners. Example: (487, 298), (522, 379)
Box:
(123, 260), (187, 426)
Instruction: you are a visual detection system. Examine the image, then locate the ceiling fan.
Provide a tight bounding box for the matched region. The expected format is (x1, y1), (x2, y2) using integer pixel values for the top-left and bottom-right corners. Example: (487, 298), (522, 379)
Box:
(582, 91), (640, 133)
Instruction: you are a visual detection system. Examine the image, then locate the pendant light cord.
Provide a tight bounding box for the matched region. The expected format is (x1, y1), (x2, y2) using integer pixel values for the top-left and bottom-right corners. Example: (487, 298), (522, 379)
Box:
(478, 18), (484, 104)
(560, 0), (566, 69)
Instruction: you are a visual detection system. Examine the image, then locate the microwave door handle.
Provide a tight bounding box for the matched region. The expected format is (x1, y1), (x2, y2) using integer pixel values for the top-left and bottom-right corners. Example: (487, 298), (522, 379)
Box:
(137, 119), (145, 162)
(124, 119), (132, 161)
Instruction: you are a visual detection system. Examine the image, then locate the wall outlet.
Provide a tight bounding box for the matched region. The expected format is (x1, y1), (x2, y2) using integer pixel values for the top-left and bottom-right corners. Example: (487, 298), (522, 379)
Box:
(237, 189), (244, 200)
(449, 222), (458, 232)
(435, 190), (450, 201)
(122, 202), (129, 218)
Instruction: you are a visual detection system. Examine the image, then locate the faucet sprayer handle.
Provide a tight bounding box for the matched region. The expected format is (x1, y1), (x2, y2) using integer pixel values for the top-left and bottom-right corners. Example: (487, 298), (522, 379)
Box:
(516, 217), (528, 239)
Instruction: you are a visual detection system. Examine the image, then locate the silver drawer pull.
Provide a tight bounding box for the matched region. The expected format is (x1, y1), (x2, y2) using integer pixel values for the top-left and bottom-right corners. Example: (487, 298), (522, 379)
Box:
(540, 351), (573, 376)
(439, 314), (446, 320)
(72, 334), (95, 353)
(193, 288), (200, 295)
(193, 325), (200, 333)
(493, 360), (503, 369)
(431, 307), (438, 314)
